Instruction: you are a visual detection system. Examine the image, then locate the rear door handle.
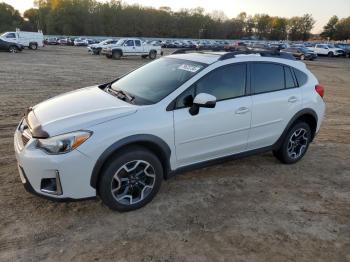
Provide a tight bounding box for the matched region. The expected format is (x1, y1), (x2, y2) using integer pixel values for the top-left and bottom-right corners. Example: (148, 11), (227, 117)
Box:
(235, 107), (250, 114)
(288, 96), (298, 103)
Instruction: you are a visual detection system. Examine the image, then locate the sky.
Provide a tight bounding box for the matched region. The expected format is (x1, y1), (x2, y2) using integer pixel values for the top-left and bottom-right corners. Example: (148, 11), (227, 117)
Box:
(3, 0), (350, 33)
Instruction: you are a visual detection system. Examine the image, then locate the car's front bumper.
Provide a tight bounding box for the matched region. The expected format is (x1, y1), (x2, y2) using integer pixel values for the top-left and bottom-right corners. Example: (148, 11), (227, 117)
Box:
(14, 122), (96, 200)
(101, 49), (112, 55)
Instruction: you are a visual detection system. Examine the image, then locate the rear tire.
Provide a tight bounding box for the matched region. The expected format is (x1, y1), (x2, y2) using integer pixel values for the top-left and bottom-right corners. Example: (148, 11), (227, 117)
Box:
(149, 50), (157, 60)
(273, 121), (312, 164)
(98, 146), (163, 211)
(29, 43), (38, 50)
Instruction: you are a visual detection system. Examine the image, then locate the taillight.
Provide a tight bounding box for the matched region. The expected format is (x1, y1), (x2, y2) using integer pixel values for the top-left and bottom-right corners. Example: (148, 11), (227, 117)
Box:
(315, 84), (325, 98)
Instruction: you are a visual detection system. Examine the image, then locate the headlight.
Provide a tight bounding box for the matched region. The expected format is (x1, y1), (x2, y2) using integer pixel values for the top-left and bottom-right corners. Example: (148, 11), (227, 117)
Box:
(36, 131), (92, 154)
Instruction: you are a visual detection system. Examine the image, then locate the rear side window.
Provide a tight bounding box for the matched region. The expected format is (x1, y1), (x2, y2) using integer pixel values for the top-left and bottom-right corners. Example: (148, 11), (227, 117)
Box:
(284, 67), (297, 88)
(135, 40), (141, 46)
(293, 68), (308, 86)
(251, 63), (284, 94)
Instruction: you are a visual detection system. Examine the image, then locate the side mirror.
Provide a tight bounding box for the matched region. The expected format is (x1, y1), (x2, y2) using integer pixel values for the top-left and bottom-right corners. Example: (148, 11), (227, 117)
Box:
(189, 93), (216, 116)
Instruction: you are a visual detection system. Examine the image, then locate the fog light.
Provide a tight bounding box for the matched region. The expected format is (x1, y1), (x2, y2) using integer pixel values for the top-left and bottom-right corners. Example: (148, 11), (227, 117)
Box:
(40, 171), (63, 195)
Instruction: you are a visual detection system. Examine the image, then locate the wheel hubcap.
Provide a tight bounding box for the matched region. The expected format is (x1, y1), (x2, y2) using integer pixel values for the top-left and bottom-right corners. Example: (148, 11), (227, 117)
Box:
(111, 160), (155, 205)
(287, 128), (308, 159)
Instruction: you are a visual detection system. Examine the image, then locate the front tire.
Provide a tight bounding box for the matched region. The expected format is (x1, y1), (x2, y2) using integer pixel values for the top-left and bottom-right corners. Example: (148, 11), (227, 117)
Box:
(273, 122), (312, 164)
(328, 52), (334, 57)
(98, 146), (163, 211)
(112, 51), (122, 60)
(8, 46), (18, 53)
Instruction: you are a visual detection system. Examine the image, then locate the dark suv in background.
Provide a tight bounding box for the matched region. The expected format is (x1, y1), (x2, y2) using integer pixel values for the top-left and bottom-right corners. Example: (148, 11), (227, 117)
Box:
(281, 47), (317, 60)
(0, 38), (23, 53)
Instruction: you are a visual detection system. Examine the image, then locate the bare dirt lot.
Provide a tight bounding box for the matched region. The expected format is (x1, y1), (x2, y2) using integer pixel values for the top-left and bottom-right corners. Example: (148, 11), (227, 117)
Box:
(0, 46), (349, 262)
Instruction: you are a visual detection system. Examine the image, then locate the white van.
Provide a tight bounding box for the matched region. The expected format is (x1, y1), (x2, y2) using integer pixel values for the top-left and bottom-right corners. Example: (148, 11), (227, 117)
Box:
(0, 29), (44, 50)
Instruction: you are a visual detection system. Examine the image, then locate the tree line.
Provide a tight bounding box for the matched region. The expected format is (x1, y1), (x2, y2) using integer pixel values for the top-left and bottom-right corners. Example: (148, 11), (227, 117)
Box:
(0, 0), (349, 41)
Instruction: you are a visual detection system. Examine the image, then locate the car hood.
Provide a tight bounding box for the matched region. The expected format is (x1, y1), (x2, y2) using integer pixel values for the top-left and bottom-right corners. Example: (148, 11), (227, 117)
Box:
(31, 86), (137, 137)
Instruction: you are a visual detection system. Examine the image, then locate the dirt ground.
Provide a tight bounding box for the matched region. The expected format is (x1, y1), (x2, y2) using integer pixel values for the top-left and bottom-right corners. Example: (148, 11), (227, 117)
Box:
(0, 46), (349, 262)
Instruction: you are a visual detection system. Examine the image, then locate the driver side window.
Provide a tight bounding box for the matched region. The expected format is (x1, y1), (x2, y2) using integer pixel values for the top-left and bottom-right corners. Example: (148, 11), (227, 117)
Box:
(176, 63), (247, 108)
(125, 40), (134, 47)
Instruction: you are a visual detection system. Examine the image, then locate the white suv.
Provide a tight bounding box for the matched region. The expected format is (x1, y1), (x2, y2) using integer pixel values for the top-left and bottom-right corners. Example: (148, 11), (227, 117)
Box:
(14, 51), (326, 211)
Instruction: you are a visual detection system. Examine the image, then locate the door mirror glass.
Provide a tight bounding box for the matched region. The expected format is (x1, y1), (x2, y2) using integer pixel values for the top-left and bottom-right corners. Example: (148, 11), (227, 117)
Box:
(189, 93), (216, 115)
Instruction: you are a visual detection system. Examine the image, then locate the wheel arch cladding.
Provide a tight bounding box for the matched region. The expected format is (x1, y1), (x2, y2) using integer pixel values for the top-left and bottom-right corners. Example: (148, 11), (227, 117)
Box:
(90, 134), (171, 190)
(274, 108), (318, 149)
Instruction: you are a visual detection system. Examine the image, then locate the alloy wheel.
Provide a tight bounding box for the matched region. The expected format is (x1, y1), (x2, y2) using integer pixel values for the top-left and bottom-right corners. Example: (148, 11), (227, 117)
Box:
(287, 128), (309, 160)
(111, 160), (156, 205)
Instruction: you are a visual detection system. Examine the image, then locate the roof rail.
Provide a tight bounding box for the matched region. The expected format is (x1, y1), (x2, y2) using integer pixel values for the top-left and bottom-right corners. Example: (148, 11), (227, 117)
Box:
(171, 47), (226, 55)
(171, 47), (296, 61)
(218, 49), (296, 61)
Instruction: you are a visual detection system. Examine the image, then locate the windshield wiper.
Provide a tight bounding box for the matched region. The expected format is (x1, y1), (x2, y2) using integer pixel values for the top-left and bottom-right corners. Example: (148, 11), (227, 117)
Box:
(106, 86), (135, 103)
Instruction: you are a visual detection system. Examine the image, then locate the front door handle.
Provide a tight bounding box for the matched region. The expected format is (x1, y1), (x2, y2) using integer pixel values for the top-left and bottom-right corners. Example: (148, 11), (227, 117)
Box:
(235, 107), (250, 114)
(288, 96), (298, 103)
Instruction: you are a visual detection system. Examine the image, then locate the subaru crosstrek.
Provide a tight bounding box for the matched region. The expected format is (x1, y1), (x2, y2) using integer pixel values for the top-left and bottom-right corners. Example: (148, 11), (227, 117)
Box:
(14, 51), (326, 211)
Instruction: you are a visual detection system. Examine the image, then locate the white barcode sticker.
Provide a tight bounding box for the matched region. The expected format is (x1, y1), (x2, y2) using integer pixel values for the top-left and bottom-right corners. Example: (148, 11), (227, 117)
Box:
(178, 64), (202, 73)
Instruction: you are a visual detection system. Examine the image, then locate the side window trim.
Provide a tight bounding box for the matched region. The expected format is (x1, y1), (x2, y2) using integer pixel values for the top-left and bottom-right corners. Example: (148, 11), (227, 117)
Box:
(283, 66), (296, 89)
(172, 62), (248, 110)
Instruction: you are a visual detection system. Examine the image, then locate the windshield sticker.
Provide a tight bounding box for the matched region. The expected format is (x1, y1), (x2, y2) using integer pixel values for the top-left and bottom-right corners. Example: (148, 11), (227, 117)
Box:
(178, 64), (202, 73)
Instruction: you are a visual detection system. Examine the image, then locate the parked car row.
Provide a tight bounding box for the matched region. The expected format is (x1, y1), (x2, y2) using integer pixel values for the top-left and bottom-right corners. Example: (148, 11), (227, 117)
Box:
(44, 37), (100, 46)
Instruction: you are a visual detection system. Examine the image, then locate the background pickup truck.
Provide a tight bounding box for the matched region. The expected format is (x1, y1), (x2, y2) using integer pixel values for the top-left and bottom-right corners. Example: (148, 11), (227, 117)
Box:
(308, 44), (344, 57)
(101, 38), (162, 60)
(0, 30), (44, 50)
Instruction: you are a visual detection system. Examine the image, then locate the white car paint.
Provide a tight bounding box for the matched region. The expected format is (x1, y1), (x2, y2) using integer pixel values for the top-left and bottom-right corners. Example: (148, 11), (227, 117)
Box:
(14, 52), (325, 200)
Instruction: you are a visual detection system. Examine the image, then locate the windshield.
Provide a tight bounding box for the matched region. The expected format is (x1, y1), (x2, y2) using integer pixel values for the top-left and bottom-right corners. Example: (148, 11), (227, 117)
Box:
(100, 40), (111, 45)
(111, 58), (206, 105)
(115, 39), (125, 46)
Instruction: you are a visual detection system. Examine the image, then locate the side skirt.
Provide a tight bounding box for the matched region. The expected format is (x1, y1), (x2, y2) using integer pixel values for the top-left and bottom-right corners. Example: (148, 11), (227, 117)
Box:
(167, 145), (274, 179)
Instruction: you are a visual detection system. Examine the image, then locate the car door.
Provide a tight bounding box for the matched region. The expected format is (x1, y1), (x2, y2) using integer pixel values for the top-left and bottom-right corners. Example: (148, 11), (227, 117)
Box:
(173, 63), (252, 167)
(247, 62), (302, 150)
(134, 40), (143, 55)
(123, 40), (136, 55)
